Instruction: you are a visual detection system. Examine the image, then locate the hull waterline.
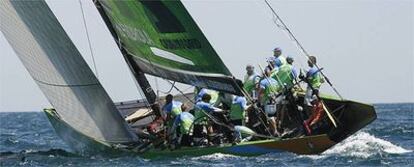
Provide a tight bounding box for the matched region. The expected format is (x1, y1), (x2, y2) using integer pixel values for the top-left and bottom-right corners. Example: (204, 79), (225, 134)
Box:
(45, 109), (338, 158)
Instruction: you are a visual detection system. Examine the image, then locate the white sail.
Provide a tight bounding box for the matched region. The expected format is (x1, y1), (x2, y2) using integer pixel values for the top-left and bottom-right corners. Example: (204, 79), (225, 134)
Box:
(0, 0), (137, 143)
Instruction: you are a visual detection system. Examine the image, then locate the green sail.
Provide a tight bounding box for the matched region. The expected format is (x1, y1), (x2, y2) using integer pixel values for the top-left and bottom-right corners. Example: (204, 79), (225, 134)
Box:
(98, 0), (243, 95)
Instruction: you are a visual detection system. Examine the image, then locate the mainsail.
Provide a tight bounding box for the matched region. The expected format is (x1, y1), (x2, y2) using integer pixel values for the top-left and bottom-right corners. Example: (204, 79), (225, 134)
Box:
(0, 0), (137, 143)
(95, 0), (243, 95)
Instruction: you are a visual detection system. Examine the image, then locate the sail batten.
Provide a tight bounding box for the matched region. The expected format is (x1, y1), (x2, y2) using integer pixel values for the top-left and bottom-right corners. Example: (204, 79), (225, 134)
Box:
(0, 0), (137, 144)
(96, 0), (243, 95)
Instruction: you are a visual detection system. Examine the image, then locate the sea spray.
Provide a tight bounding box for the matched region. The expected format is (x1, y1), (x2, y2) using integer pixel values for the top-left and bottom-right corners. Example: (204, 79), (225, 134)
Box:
(303, 132), (412, 160)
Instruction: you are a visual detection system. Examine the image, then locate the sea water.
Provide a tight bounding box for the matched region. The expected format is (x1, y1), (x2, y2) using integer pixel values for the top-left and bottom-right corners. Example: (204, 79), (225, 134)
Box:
(0, 103), (413, 166)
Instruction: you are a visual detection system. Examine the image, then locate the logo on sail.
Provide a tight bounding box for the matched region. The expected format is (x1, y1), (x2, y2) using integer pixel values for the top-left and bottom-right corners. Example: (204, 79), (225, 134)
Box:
(150, 47), (195, 65)
(114, 24), (155, 45)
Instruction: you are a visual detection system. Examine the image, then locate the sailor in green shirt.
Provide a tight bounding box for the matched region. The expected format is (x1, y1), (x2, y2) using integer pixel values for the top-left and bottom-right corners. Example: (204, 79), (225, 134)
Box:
(229, 96), (248, 126)
(258, 70), (280, 105)
(264, 57), (277, 75)
(259, 70), (281, 136)
(270, 57), (298, 133)
(169, 111), (195, 147)
(196, 88), (220, 107)
(243, 64), (260, 99)
(162, 94), (187, 130)
(273, 56), (298, 90)
(193, 94), (225, 144)
(273, 47), (287, 67)
(303, 56), (325, 106)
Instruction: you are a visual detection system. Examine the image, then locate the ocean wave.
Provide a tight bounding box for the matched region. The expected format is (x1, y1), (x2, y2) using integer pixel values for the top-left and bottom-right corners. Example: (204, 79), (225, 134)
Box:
(0, 148), (78, 159)
(303, 132), (412, 160)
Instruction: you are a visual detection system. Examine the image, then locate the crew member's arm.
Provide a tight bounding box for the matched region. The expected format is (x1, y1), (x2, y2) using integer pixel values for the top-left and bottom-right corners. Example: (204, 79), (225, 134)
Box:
(241, 98), (248, 110)
(291, 68), (298, 80)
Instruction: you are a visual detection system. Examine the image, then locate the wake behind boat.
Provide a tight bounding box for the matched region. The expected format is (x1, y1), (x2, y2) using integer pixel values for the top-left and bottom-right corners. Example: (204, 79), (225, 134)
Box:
(0, 0), (376, 158)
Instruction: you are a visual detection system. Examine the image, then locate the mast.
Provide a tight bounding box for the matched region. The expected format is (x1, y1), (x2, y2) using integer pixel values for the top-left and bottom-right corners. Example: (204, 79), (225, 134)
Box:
(93, 0), (161, 117)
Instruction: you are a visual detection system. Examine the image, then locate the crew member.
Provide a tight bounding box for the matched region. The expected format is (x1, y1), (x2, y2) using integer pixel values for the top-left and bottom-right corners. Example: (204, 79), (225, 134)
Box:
(162, 94), (187, 124)
(196, 88), (220, 106)
(258, 70), (280, 105)
(273, 56), (298, 89)
(273, 47), (286, 67)
(216, 92), (234, 110)
(169, 110), (195, 147)
(271, 56), (299, 133)
(229, 96), (248, 126)
(193, 94), (225, 144)
(286, 56), (298, 81)
(243, 64), (261, 99)
(303, 56), (324, 107)
(300, 56), (326, 135)
(264, 57), (277, 74)
(258, 70), (280, 136)
(303, 97), (325, 135)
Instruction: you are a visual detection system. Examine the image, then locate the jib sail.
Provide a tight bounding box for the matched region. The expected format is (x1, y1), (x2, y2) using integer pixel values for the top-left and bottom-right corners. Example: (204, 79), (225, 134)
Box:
(96, 0), (243, 95)
(0, 0), (138, 144)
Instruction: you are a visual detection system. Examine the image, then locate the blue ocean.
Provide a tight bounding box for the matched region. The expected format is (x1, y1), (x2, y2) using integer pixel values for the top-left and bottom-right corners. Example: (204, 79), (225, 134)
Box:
(0, 103), (413, 166)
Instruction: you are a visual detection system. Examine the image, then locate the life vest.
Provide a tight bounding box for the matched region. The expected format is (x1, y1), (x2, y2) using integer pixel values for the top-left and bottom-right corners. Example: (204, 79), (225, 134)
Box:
(164, 101), (183, 117)
(275, 64), (294, 88)
(260, 78), (279, 104)
(209, 90), (220, 105)
(178, 112), (194, 134)
(308, 69), (323, 89)
(274, 56), (287, 67)
(196, 88), (219, 105)
(230, 97), (246, 121)
(194, 101), (212, 125)
(243, 74), (260, 95)
(265, 79), (280, 96)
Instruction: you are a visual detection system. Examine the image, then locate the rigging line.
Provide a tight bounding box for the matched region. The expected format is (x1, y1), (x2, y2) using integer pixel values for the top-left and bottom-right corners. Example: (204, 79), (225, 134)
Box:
(182, 85), (194, 92)
(154, 77), (160, 102)
(164, 79), (194, 104)
(157, 80), (175, 95)
(264, 0), (344, 100)
(78, 0), (99, 79)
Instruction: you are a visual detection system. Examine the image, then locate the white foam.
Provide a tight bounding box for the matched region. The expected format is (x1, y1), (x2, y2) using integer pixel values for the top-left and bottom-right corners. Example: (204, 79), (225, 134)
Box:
(303, 132), (412, 159)
(190, 153), (241, 161)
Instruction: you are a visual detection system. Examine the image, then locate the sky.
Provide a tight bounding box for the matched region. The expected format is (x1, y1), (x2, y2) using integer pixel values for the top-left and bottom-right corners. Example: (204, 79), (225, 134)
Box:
(0, 0), (413, 111)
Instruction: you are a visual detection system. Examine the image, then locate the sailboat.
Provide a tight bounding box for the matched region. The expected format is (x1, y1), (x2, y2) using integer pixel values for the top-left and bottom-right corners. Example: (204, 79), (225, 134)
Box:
(0, 0), (376, 158)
